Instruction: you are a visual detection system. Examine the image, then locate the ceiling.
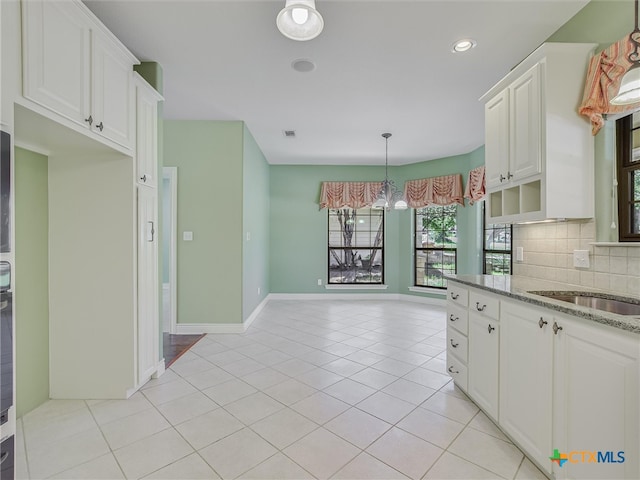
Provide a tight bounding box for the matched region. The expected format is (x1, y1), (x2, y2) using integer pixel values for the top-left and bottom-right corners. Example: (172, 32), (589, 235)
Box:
(83, 0), (590, 165)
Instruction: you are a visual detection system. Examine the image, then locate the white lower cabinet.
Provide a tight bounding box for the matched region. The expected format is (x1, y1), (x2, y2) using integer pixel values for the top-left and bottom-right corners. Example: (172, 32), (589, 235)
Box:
(468, 312), (499, 421)
(447, 281), (640, 479)
(553, 313), (639, 480)
(499, 300), (553, 474)
(137, 186), (158, 385)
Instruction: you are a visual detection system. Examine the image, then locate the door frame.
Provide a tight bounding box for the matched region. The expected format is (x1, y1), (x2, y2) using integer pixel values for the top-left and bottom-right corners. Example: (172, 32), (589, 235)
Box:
(163, 167), (178, 334)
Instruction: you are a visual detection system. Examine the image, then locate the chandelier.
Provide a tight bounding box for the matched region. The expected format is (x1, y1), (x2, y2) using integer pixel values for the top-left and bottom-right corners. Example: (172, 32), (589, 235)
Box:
(372, 133), (407, 210)
(611, 0), (640, 105)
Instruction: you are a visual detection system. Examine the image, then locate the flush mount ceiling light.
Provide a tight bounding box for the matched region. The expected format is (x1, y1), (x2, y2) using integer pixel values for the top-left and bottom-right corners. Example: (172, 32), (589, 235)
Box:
(611, 0), (640, 105)
(276, 0), (324, 42)
(451, 38), (477, 53)
(372, 133), (407, 211)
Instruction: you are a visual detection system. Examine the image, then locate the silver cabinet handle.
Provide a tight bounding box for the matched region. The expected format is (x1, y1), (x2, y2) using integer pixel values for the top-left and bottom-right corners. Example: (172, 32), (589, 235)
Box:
(499, 174), (506, 182)
(553, 322), (563, 335)
(476, 302), (487, 312)
(450, 292), (459, 300)
(85, 115), (93, 126)
(96, 121), (104, 132)
(539, 317), (548, 329)
(449, 314), (458, 322)
(140, 174), (147, 182)
(450, 339), (459, 348)
(487, 324), (495, 333)
(507, 171), (513, 179)
(146, 221), (155, 242)
(448, 366), (459, 374)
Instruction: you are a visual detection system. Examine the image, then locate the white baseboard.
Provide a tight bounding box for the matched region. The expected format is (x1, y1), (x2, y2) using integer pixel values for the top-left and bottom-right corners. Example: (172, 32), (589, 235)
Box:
(268, 292), (395, 301)
(244, 296), (269, 330)
(153, 359), (166, 378)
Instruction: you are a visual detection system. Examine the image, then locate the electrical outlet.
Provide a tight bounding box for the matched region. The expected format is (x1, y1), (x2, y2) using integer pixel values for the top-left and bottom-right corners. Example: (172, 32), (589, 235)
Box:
(573, 250), (590, 268)
(317, 279), (322, 286)
(516, 247), (524, 262)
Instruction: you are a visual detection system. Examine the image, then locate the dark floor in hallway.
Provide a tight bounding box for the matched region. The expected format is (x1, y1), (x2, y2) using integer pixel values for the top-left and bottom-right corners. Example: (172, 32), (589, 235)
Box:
(163, 333), (206, 367)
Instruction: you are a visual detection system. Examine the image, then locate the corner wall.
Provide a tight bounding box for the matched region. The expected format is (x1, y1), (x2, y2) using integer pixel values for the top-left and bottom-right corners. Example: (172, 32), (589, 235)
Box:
(14, 147), (49, 417)
(163, 121), (244, 325)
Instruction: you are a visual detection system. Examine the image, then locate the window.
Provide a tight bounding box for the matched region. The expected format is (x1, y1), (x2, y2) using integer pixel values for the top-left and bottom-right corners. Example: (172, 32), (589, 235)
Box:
(328, 208), (384, 284)
(616, 111), (640, 241)
(415, 205), (457, 288)
(483, 204), (512, 275)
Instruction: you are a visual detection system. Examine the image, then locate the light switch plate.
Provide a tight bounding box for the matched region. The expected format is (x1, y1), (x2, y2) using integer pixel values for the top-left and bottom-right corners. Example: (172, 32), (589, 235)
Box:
(183, 231), (193, 241)
(573, 249), (590, 268)
(515, 247), (524, 262)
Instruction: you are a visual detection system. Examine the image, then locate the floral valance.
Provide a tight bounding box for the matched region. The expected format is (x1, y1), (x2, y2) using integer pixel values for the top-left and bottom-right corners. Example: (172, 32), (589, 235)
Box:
(579, 36), (640, 135)
(319, 181), (383, 209)
(464, 165), (485, 205)
(403, 174), (464, 208)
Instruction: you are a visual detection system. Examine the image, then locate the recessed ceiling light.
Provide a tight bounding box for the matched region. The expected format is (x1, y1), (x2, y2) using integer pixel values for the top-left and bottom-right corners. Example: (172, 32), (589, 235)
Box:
(452, 38), (477, 53)
(291, 58), (316, 72)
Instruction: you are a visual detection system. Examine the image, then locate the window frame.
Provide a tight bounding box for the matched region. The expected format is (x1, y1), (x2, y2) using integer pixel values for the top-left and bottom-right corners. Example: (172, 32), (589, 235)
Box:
(327, 207), (385, 285)
(616, 112), (640, 242)
(414, 205), (458, 289)
(482, 203), (513, 275)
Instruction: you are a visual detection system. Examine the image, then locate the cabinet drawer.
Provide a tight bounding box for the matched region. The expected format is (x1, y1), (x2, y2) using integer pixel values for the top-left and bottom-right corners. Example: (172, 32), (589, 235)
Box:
(446, 303), (468, 336)
(447, 284), (468, 308)
(469, 290), (499, 320)
(447, 327), (468, 363)
(446, 354), (468, 392)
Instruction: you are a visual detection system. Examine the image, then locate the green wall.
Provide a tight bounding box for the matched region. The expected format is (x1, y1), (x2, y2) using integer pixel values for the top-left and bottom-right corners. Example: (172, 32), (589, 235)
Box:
(14, 147), (49, 417)
(164, 121), (244, 324)
(242, 125), (270, 319)
(547, 0), (631, 241)
(269, 148), (484, 295)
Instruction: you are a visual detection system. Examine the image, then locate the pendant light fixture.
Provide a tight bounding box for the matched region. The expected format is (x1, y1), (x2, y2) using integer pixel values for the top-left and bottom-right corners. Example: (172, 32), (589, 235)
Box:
(276, 0), (324, 42)
(372, 133), (407, 211)
(611, 0), (640, 105)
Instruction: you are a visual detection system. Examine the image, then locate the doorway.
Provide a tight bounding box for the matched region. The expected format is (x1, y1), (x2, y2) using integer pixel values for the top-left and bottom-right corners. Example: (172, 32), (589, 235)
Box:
(162, 167), (177, 334)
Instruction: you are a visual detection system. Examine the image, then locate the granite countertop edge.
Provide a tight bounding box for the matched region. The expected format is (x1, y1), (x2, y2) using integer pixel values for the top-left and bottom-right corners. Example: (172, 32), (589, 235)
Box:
(446, 275), (640, 335)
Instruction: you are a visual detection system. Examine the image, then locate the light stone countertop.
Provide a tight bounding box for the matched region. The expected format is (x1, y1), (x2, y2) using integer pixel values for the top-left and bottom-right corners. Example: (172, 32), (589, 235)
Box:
(446, 274), (640, 335)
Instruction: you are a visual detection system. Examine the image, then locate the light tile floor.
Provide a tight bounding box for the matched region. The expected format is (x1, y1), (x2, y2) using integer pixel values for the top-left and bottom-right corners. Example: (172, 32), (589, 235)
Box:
(16, 300), (549, 479)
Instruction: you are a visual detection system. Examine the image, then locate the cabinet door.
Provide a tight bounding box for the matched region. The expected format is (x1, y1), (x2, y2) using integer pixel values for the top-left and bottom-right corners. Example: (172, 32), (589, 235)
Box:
(22, 0), (91, 126)
(468, 313), (499, 420)
(499, 301), (553, 474)
(137, 187), (159, 384)
(135, 80), (160, 187)
(91, 32), (133, 149)
(484, 90), (510, 190)
(553, 315), (639, 480)
(510, 63), (541, 182)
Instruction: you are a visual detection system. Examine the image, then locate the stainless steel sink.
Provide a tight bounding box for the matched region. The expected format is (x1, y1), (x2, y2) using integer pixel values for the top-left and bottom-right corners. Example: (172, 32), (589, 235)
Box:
(529, 291), (640, 316)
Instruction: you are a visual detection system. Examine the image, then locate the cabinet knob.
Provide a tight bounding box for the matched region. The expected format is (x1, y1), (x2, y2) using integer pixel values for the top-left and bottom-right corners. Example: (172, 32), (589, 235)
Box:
(449, 314), (458, 322)
(538, 317), (548, 329)
(476, 302), (487, 312)
(487, 324), (495, 333)
(553, 322), (563, 335)
(507, 171), (513, 179)
(450, 292), (459, 300)
(450, 339), (459, 348)
(499, 174), (506, 182)
(84, 115), (93, 126)
(96, 122), (104, 132)
(140, 174), (147, 182)
(448, 366), (459, 374)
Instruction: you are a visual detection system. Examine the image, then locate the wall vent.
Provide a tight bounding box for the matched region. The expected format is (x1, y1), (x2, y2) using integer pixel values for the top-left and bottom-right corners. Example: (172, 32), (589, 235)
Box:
(283, 130), (296, 137)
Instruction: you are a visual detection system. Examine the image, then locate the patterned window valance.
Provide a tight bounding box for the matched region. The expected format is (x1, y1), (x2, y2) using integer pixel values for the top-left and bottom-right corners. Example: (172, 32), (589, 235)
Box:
(403, 174), (464, 208)
(464, 166), (486, 205)
(319, 181), (383, 209)
(579, 36), (640, 135)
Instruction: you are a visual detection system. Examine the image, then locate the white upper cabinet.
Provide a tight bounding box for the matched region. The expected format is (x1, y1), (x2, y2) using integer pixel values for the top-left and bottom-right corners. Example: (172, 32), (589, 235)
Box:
(135, 74), (163, 188)
(481, 43), (597, 223)
(22, 0), (138, 151)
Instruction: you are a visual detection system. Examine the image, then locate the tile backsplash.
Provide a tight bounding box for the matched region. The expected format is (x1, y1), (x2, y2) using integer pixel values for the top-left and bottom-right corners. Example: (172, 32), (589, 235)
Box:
(512, 219), (640, 296)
